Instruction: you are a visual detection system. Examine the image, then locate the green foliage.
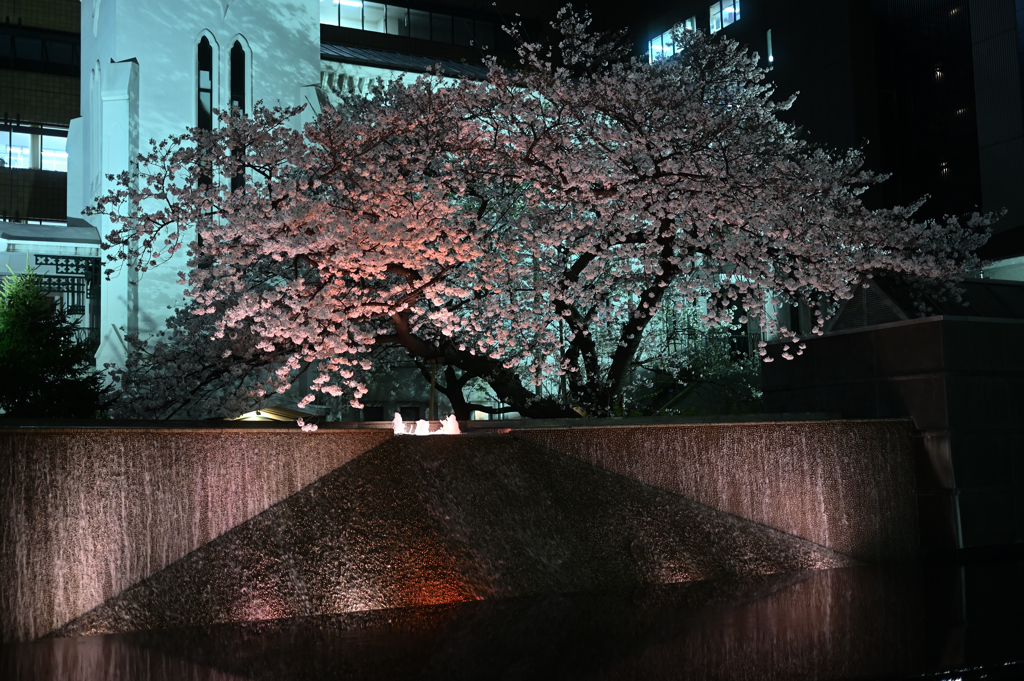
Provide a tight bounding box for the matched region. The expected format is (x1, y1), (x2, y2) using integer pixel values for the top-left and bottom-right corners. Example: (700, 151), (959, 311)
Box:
(0, 269), (108, 418)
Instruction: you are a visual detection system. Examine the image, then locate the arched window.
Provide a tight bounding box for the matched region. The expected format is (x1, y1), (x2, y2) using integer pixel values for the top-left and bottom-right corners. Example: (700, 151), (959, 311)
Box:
(229, 40), (247, 191)
(230, 40), (246, 113)
(198, 37), (214, 131)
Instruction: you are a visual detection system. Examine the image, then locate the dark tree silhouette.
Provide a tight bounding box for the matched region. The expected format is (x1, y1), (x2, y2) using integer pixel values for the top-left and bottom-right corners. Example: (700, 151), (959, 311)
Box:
(0, 270), (108, 418)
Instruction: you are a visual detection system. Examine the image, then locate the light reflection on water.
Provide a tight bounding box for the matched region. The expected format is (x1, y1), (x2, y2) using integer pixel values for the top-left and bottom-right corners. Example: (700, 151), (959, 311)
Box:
(3, 561), (1023, 681)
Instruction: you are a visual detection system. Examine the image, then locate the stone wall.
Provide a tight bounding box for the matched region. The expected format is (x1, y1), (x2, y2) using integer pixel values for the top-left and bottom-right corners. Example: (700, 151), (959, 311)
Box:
(514, 420), (918, 563)
(0, 427), (391, 643)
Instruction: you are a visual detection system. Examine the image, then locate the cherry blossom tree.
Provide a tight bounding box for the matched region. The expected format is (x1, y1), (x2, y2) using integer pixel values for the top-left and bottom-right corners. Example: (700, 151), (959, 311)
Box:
(94, 9), (990, 420)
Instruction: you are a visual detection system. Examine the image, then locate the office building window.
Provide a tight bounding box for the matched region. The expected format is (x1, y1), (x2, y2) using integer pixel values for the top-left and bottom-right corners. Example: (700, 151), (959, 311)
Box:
(723, 0), (740, 26)
(432, 13), (453, 43)
(41, 134), (68, 172)
(338, 1), (361, 28)
(320, 0), (340, 26)
(409, 9), (430, 40)
(1, 126), (68, 172)
(0, 26), (79, 77)
(320, 1), (494, 49)
(475, 21), (494, 49)
(454, 17), (475, 46)
(648, 18), (694, 64)
(710, 1), (739, 33)
(386, 5), (409, 36)
(363, 2), (386, 32)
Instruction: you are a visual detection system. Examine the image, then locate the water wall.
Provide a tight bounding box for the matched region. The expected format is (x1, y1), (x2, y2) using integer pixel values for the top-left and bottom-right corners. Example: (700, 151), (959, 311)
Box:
(1, 419), (918, 643)
(53, 436), (853, 638)
(514, 420), (918, 563)
(0, 428), (391, 643)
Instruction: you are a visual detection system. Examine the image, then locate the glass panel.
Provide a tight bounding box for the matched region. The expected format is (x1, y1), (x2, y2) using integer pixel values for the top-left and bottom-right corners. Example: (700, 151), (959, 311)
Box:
(685, 16), (696, 31)
(319, 0), (339, 26)
(710, 2), (722, 33)
(41, 135), (67, 172)
(230, 42), (246, 110)
(0, 35), (9, 68)
(649, 35), (661, 63)
(199, 91), (212, 129)
(46, 40), (75, 66)
(8, 132), (33, 169)
(363, 2), (385, 33)
(475, 21), (494, 49)
(198, 38), (213, 132)
(432, 13), (452, 43)
(723, 0), (736, 27)
(386, 6), (409, 36)
(454, 16), (474, 46)
(409, 9), (430, 40)
(662, 29), (673, 55)
(767, 28), (773, 62)
(735, 0), (741, 21)
(339, 1), (362, 29)
(15, 37), (43, 62)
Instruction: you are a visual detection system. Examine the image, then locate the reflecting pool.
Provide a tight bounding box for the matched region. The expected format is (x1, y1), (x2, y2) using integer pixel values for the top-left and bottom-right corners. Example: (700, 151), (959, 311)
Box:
(3, 560), (1023, 680)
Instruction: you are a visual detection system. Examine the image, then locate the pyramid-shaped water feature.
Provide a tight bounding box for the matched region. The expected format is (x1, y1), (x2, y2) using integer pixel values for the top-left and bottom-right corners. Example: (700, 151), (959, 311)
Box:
(55, 435), (854, 637)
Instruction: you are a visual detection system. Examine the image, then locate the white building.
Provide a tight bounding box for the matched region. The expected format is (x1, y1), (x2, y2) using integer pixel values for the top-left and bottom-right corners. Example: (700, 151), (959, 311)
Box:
(57, 0), (494, 373)
(68, 0), (322, 369)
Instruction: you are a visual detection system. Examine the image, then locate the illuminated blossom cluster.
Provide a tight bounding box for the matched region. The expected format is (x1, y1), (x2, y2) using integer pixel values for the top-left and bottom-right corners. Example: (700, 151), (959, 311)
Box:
(95, 9), (989, 419)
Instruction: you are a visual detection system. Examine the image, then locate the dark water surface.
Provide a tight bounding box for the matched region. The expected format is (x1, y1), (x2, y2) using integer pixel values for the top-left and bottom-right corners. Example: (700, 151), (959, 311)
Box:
(3, 561), (1023, 681)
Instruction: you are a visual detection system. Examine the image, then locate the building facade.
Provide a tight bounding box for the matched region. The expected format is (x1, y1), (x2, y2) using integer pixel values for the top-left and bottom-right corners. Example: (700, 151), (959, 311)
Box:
(637, 0), (1024, 258)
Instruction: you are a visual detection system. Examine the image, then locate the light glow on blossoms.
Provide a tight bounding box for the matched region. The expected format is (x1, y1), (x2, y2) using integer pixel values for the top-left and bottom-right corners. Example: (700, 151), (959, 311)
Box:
(93, 8), (991, 422)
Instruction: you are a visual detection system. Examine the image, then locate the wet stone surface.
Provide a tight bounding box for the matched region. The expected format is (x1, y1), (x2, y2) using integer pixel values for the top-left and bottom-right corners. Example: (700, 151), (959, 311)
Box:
(5, 561), (1024, 681)
(55, 435), (852, 637)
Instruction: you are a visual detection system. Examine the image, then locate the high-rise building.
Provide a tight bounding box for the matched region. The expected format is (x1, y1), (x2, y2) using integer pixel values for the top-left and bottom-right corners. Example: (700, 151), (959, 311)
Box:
(637, 0), (1024, 276)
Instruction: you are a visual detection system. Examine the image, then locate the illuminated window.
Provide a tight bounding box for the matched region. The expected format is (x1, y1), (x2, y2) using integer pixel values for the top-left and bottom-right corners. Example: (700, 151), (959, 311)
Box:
(710, 3), (722, 33)
(339, 2), (362, 29)
(648, 18), (695, 64)
(386, 5), (409, 36)
(710, 0), (739, 34)
(1, 126), (68, 172)
(363, 2), (385, 32)
(320, 0), (339, 26)
(767, 28), (773, 62)
(723, 0), (740, 26)
(320, 1), (493, 48)
(41, 134), (67, 172)
(2, 132), (32, 169)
